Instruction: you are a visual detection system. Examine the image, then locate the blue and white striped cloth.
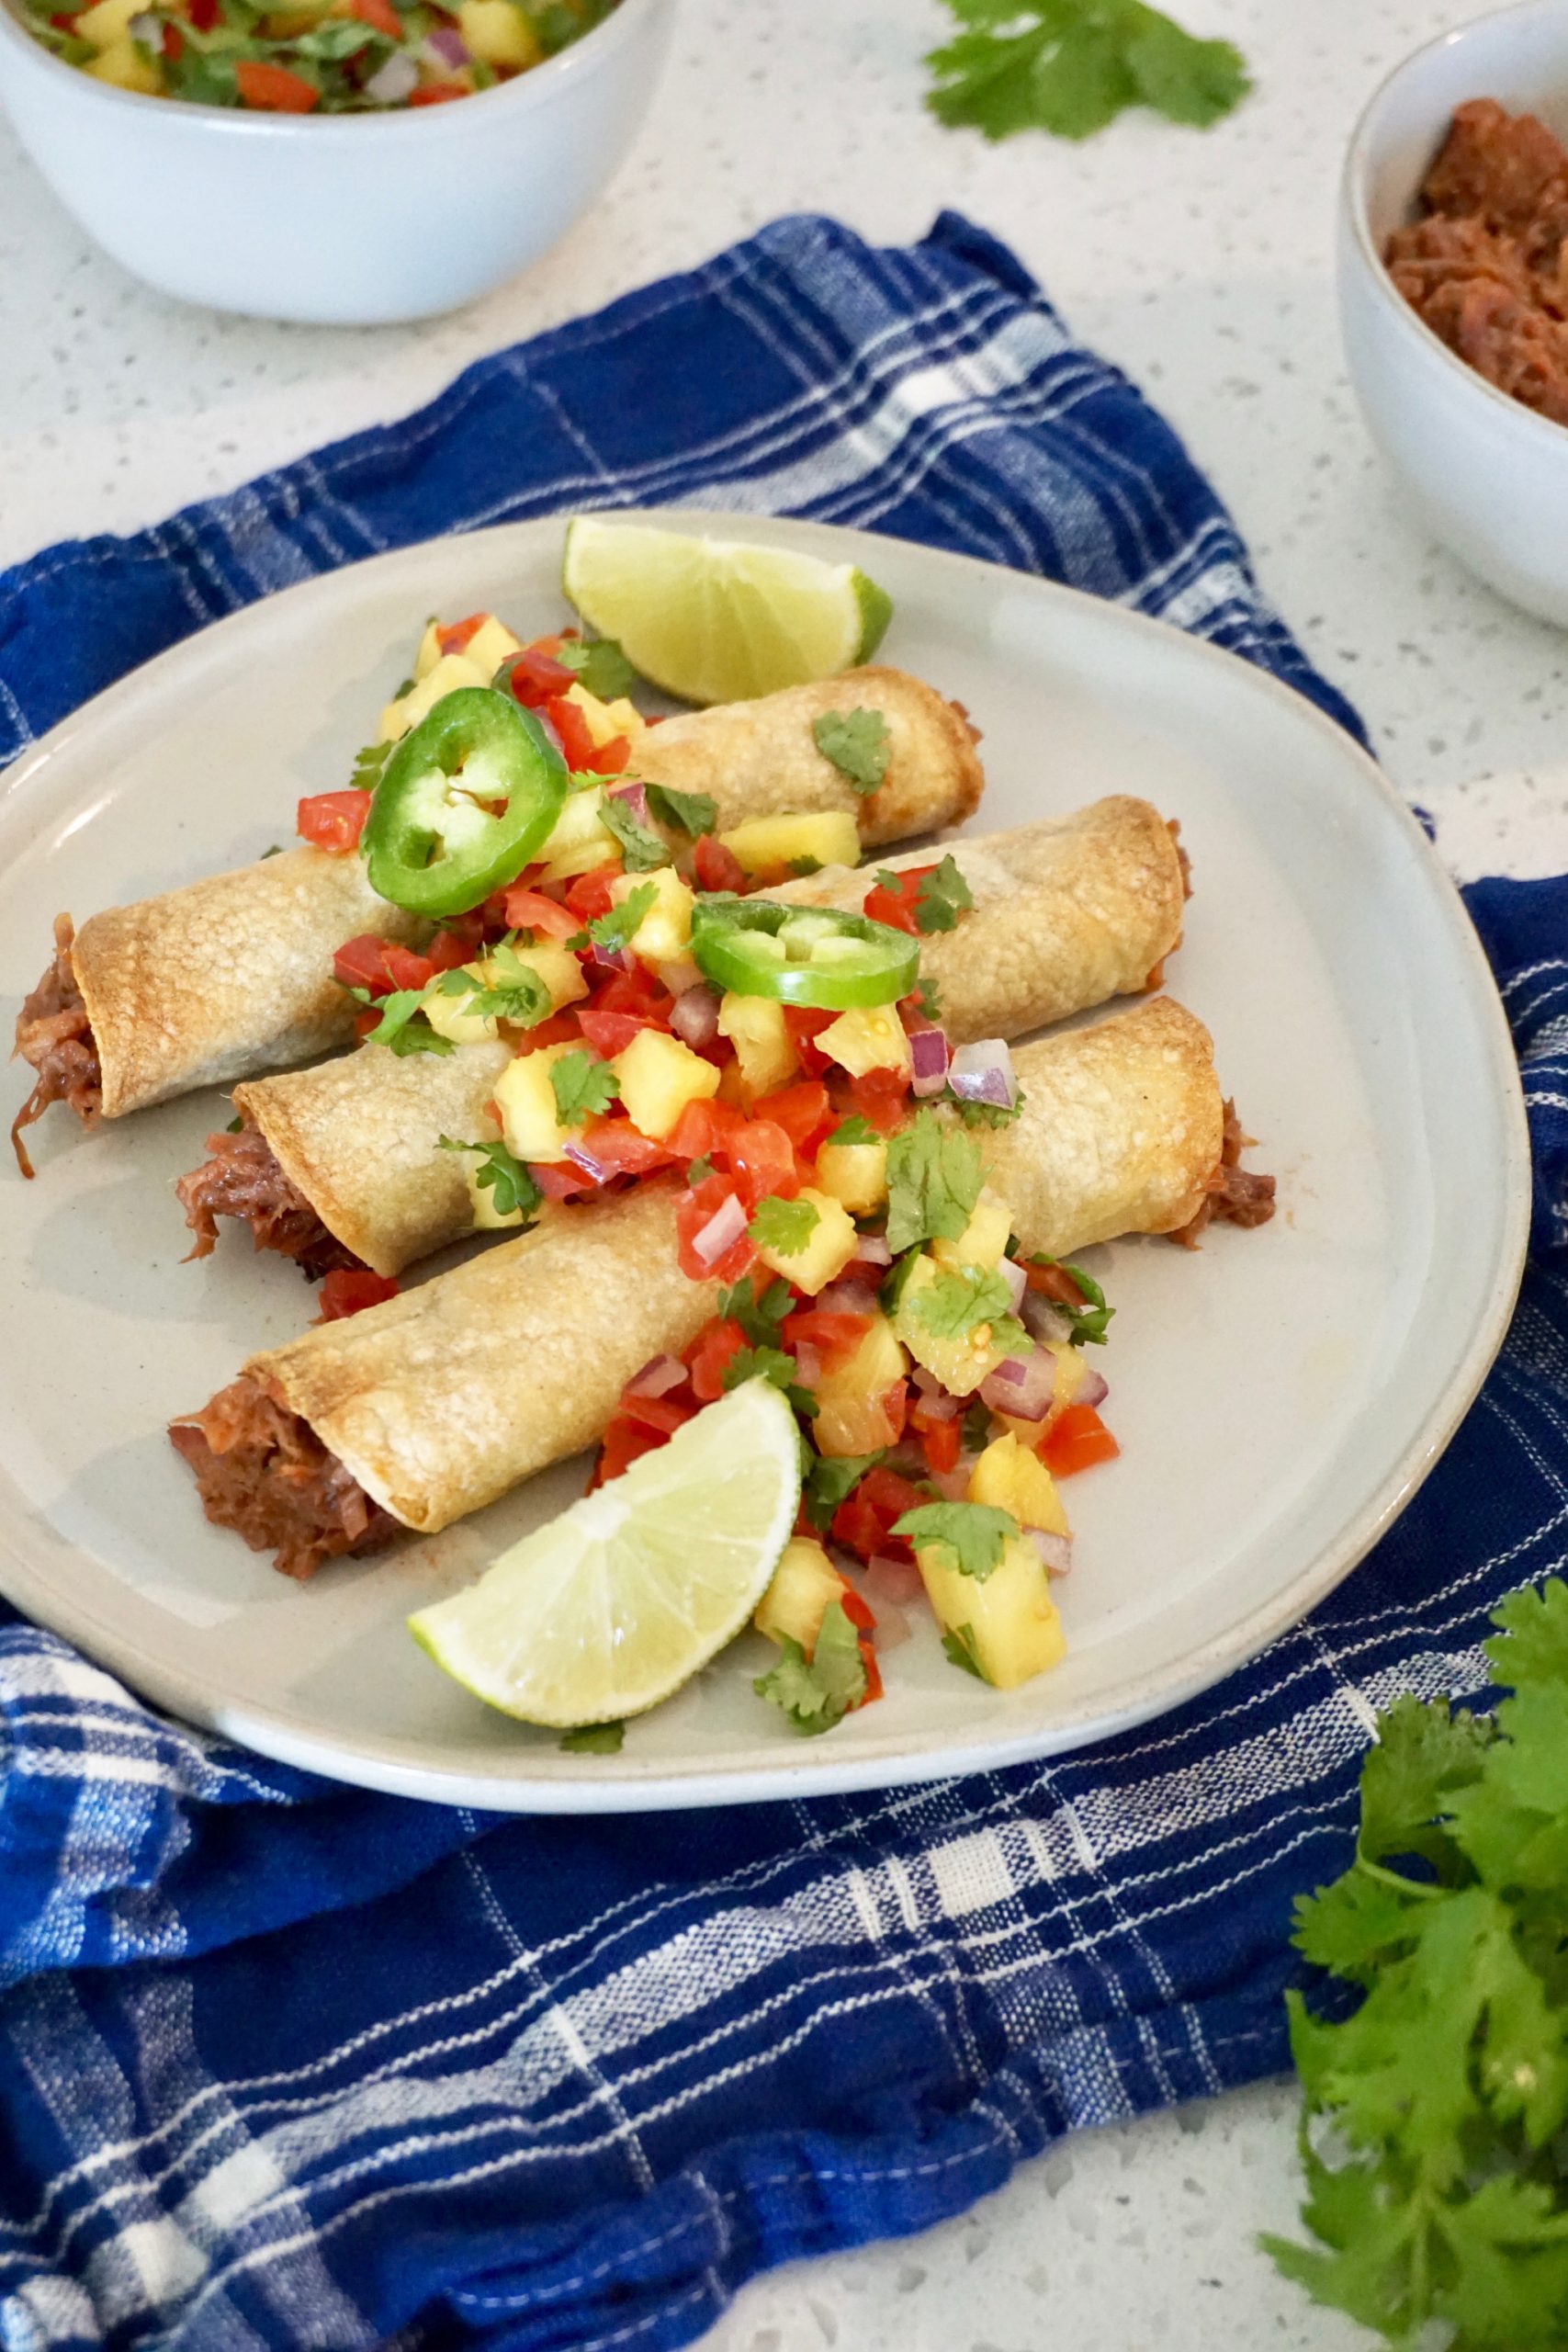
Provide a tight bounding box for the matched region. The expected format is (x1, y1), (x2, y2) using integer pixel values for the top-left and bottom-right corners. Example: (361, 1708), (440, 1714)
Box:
(0, 213), (1563, 2352)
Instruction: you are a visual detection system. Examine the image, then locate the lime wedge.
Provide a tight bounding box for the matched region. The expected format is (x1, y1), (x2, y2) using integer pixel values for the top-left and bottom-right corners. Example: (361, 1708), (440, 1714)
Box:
(408, 1379), (801, 1728)
(561, 517), (894, 706)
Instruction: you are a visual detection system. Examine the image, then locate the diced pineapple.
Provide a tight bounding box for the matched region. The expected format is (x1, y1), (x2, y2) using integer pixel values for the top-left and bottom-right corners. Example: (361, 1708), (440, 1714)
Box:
(598, 695), (647, 741)
(716, 993), (798, 1096)
(966, 1432), (1068, 1537)
(537, 785), (615, 882)
(654, 956), (703, 999)
(893, 1254), (1010, 1398)
(918, 1534), (1066, 1690)
(461, 614), (523, 676)
(814, 1315), (908, 1457)
(753, 1537), (847, 1650)
(815, 1135), (888, 1216)
(612, 1029), (719, 1140)
(74, 0), (143, 48)
(932, 1190), (1011, 1272)
(412, 619), (444, 681)
(719, 810), (861, 878)
(493, 1046), (574, 1164)
(611, 865), (693, 963)
(563, 682), (645, 749)
(378, 651), (489, 743)
(995, 1346), (1086, 1448)
(455, 0), (541, 64)
(816, 1004), (912, 1080)
(85, 31), (162, 85)
(422, 967), (500, 1047)
(754, 1188), (857, 1295)
(513, 936), (588, 1013)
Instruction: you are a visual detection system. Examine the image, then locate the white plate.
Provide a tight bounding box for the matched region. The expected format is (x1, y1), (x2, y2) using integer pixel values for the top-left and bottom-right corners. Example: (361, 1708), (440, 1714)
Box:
(0, 513), (1529, 1812)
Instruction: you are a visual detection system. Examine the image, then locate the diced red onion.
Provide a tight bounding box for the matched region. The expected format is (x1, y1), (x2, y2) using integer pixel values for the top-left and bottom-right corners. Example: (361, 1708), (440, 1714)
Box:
(587, 943), (630, 976)
(908, 1023), (950, 1098)
(423, 25), (468, 66)
(562, 1139), (612, 1185)
(1026, 1529), (1074, 1577)
(871, 1597), (911, 1651)
(670, 985), (720, 1049)
(998, 1255), (1028, 1312)
(979, 1349), (1055, 1423)
(863, 1555), (920, 1603)
(792, 1342), (822, 1391)
(929, 1464), (972, 1501)
(949, 1038), (1018, 1109)
(626, 1353), (685, 1398)
(852, 1234), (892, 1268)
(128, 9), (163, 44)
(609, 780), (650, 827)
(534, 709), (565, 758)
(1021, 1290), (1072, 1346)
(691, 1191), (747, 1269)
(1075, 1367), (1109, 1411)
(816, 1278), (880, 1317)
(911, 1367), (961, 1420)
(365, 48), (418, 100)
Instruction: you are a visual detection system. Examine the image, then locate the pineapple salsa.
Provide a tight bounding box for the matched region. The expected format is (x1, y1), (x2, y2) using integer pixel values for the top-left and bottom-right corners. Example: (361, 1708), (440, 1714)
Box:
(305, 610), (1122, 1736)
(20, 0), (615, 112)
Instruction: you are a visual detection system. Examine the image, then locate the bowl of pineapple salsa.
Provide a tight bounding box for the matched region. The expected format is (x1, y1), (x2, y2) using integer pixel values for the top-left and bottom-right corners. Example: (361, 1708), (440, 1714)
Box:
(0, 0), (671, 319)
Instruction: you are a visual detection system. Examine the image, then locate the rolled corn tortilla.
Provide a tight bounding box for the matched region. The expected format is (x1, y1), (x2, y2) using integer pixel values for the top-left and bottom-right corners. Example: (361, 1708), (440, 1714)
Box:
(188, 797), (1187, 1280)
(170, 998), (1229, 1573)
(13, 666), (982, 1164)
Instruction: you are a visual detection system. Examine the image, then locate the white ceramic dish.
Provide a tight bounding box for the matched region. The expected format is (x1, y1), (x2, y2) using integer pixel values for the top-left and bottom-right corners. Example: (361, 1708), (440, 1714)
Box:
(0, 0), (672, 323)
(0, 513), (1529, 1812)
(1340, 0), (1568, 627)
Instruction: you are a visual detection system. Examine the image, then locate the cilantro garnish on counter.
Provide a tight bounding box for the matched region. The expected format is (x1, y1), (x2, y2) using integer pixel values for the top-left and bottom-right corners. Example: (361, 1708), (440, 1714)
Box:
(925, 0), (1249, 143)
(1266, 1579), (1568, 2347)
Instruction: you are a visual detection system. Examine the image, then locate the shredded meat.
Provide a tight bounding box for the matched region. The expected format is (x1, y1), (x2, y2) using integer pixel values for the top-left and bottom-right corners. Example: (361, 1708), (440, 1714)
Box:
(176, 1124), (362, 1279)
(1384, 99), (1568, 427)
(11, 915), (101, 1177)
(169, 1374), (399, 1580)
(1172, 1100), (1278, 1250)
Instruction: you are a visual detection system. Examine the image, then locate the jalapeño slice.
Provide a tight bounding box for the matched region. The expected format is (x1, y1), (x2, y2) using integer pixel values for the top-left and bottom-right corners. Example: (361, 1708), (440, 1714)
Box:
(363, 687), (568, 919)
(690, 899), (919, 1010)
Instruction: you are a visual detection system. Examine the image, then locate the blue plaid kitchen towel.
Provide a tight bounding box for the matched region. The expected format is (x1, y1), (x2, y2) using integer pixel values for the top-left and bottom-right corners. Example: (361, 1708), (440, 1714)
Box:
(0, 212), (1563, 2352)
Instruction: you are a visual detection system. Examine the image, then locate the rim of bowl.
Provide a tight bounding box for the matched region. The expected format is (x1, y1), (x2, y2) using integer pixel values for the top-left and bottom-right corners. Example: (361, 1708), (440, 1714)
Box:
(0, 0), (662, 133)
(1343, 0), (1568, 452)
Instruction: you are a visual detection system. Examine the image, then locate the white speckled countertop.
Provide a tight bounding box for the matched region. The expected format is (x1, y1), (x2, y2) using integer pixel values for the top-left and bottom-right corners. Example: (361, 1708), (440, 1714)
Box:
(1, 2), (1562, 2345)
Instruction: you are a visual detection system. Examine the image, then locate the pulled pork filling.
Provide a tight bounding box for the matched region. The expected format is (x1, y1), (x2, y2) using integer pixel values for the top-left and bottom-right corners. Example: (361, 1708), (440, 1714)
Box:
(11, 914), (101, 1177)
(1172, 1100), (1278, 1249)
(177, 1124), (362, 1279)
(170, 1374), (399, 1580)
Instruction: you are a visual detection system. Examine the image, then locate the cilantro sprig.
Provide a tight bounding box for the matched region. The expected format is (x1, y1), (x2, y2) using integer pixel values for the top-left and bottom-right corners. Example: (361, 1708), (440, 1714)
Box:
(754, 1600), (868, 1736)
(718, 1274), (793, 1348)
(750, 1196), (820, 1257)
(812, 708), (890, 795)
(549, 1050), (619, 1130)
(908, 1263), (1027, 1358)
(578, 882), (657, 956)
(894, 1500), (1020, 1582)
(802, 1450), (886, 1534)
(925, 0), (1249, 144)
(343, 985), (455, 1058)
(645, 784), (718, 840)
(436, 1135), (542, 1224)
(601, 795), (670, 873)
(554, 637), (637, 700)
(1028, 1255), (1115, 1346)
(1266, 1579), (1568, 2347)
(884, 1107), (982, 1254)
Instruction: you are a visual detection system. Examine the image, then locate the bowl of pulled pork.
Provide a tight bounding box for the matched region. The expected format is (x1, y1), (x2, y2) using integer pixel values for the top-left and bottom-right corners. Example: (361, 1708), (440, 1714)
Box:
(1341, 0), (1568, 626)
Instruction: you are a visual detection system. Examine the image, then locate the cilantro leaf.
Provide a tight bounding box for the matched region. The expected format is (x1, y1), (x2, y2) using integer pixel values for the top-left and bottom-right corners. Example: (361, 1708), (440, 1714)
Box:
(786, 856), (824, 876)
(749, 1196), (820, 1257)
(431, 940), (553, 1029)
(548, 1050), (619, 1130)
(924, 0), (1248, 145)
(908, 1263), (1022, 1347)
(812, 708), (891, 795)
(941, 1087), (1024, 1129)
(913, 852), (974, 934)
(962, 1396), (993, 1453)
(346, 985), (456, 1058)
(554, 637), (636, 700)
(436, 1135), (542, 1223)
(559, 1719), (625, 1754)
(584, 882), (657, 956)
(1027, 1254), (1115, 1345)
(225, 1114), (244, 1135)
(721, 1344), (818, 1417)
(942, 1623), (989, 1682)
(601, 794), (670, 873)
(884, 1108), (982, 1254)
(911, 974), (943, 1023)
(802, 1449), (886, 1534)
(717, 1274), (792, 1349)
(644, 784), (718, 840)
(894, 1500), (1019, 1581)
(753, 1600), (867, 1736)
(826, 1114), (879, 1148)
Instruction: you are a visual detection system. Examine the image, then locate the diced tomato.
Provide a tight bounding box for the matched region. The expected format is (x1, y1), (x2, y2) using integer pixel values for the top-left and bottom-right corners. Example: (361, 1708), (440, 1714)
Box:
(857, 1641), (884, 1704)
(504, 645), (576, 708)
(692, 833), (747, 894)
(665, 1098), (744, 1166)
(314, 1268), (399, 1322)
(333, 933), (435, 997)
(164, 22), (183, 55)
(575, 1116), (677, 1182)
(616, 1389), (694, 1438)
(917, 1416), (961, 1477)
(686, 1317), (748, 1402)
(727, 1119), (797, 1212)
(298, 788), (371, 854)
(407, 78), (467, 103)
(501, 886), (581, 940)
(593, 1415), (662, 1486)
(831, 1464), (926, 1565)
(1025, 1259), (1089, 1306)
(545, 695), (600, 773)
(529, 1161), (595, 1202)
(831, 1583), (883, 1705)
(782, 1007), (836, 1078)
(844, 1068), (913, 1136)
(675, 1174), (755, 1284)
(187, 0), (216, 27)
(591, 967), (674, 1028)
(782, 1309), (871, 1368)
(879, 1379), (908, 1442)
(342, 0), (400, 44)
(425, 929), (476, 973)
(435, 611), (488, 657)
(572, 1009), (645, 1059)
(564, 867), (620, 925)
(751, 1080), (832, 1156)
(863, 865), (936, 937)
(235, 58), (320, 108)
(512, 1010), (583, 1054)
(1042, 1404), (1120, 1477)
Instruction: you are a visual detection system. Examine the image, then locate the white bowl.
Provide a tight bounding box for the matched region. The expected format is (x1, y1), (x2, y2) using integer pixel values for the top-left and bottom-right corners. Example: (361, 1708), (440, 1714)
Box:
(0, 0), (673, 323)
(1339, 0), (1568, 626)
